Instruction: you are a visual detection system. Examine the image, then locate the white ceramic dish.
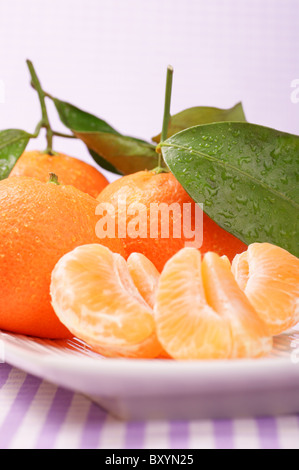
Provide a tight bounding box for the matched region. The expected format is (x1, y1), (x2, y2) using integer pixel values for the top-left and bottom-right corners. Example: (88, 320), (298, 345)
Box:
(1, 328), (299, 420)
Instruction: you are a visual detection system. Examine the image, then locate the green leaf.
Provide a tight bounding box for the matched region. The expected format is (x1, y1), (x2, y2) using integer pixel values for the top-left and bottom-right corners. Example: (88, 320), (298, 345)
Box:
(153, 102), (246, 143)
(161, 122), (299, 257)
(0, 129), (32, 180)
(53, 98), (158, 175)
(87, 148), (123, 176)
(75, 131), (158, 175)
(53, 98), (120, 135)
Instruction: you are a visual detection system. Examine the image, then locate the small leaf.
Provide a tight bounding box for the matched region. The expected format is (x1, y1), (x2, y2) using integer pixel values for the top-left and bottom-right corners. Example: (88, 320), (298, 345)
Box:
(53, 98), (158, 175)
(53, 98), (120, 135)
(161, 122), (299, 257)
(153, 102), (246, 143)
(0, 129), (32, 180)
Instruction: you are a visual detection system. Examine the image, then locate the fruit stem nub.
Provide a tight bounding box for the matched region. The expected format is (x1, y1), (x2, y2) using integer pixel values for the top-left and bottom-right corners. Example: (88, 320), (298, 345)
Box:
(48, 172), (60, 185)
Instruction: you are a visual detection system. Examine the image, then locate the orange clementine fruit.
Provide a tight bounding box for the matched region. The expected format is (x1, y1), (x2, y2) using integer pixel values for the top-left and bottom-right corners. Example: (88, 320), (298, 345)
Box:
(232, 243), (299, 336)
(9, 150), (109, 198)
(0, 176), (106, 339)
(153, 248), (272, 360)
(50, 244), (162, 358)
(96, 170), (247, 272)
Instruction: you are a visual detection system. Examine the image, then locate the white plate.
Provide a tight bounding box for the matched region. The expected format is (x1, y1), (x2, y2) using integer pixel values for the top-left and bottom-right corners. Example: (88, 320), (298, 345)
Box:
(1, 328), (299, 420)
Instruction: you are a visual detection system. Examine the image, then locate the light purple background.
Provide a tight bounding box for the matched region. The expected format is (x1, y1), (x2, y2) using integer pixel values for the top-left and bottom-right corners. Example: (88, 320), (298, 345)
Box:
(0, 2), (299, 448)
(0, 0), (298, 180)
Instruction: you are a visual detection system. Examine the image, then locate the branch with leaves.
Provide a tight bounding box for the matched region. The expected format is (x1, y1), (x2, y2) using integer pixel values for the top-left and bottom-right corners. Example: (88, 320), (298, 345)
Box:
(0, 60), (297, 257)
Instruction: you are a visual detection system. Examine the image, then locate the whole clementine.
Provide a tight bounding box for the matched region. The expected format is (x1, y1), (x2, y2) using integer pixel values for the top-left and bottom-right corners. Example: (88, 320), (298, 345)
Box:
(96, 170), (247, 272)
(9, 150), (109, 198)
(0, 175), (115, 339)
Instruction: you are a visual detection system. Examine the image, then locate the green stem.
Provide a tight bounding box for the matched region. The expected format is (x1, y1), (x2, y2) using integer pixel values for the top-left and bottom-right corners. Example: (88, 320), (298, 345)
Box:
(52, 131), (77, 139)
(29, 80), (77, 142)
(32, 120), (43, 138)
(161, 65), (174, 143)
(156, 65), (174, 170)
(31, 120), (76, 140)
(26, 59), (54, 154)
(30, 82), (54, 101)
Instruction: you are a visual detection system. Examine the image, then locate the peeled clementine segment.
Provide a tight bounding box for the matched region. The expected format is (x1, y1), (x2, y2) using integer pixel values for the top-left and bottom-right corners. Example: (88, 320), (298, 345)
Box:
(127, 252), (172, 359)
(202, 252), (272, 358)
(127, 252), (160, 309)
(50, 244), (162, 358)
(232, 243), (299, 336)
(231, 251), (249, 291)
(220, 254), (231, 269)
(154, 248), (233, 360)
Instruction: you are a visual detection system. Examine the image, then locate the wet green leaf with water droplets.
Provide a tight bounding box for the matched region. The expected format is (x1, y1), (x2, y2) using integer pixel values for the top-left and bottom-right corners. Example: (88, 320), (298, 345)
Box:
(152, 102), (246, 143)
(161, 122), (299, 257)
(0, 129), (32, 180)
(53, 98), (158, 175)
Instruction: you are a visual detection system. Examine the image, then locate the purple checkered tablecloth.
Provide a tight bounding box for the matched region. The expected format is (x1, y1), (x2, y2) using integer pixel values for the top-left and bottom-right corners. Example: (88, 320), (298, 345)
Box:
(0, 362), (298, 449)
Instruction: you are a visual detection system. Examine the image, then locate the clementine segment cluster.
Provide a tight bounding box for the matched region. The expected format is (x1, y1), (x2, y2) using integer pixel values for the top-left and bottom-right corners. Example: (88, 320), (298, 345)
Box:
(154, 248), (272, 360)
(50, 242), (299, 360)
(232, 243), (299, 335)
(51, 244), (162, 358)
(0, 176), (105, 339)
(9, 150), (109, 198)
(96, 170), (247, 272)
